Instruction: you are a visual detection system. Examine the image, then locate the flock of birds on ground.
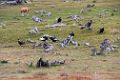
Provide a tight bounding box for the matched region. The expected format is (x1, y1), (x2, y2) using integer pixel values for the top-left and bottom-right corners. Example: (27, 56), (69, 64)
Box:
(0, 0), (120, 68)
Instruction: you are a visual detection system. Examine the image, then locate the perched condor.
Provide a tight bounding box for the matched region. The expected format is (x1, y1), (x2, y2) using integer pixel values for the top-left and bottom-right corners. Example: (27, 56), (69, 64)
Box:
(40, 36), (49, 41)
(69, 32), (75, 36)
(36, 58), (49, 67)
(49, 36), (59, 42)
(98, 27), (104, 34)
(57, 17), (62, 23)
(18, 39), (25, 46)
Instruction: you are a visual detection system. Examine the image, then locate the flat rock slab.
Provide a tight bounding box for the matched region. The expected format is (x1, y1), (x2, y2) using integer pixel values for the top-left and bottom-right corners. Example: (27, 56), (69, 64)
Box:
(46, 23), (66, 28)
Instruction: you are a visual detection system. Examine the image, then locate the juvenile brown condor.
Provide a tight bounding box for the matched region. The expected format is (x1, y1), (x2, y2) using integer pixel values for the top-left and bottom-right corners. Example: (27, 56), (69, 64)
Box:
(36, 58), (49, 67)
(98, 27), (104, 34)
(57, 17), (62, 23)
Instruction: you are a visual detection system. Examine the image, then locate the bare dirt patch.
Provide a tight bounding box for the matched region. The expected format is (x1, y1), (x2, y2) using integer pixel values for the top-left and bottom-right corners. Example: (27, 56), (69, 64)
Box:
(1, 72), (120, 80)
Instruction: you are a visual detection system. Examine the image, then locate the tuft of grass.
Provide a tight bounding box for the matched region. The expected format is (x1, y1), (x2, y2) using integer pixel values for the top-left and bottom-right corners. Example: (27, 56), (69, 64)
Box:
(0, 60), (8, 64)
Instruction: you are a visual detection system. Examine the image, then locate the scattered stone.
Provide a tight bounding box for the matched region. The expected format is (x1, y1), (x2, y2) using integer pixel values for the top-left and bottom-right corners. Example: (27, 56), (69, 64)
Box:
(86, 4), (95, 8)
(43, 44), (54, 53)
(91, 47), (97, 56)
(116, 37), (120, 41)
(99, 39), (118, 55)
(29, 27), (39, 34)
(26, 0), (32, 4)
(47, 23), (66, 28)
(46, 12), (52, 16)
(60, 32), (78, 48)
(67, 15), (82, 22)
(99, 9), (108, 18)
(80, 4), (95, 14)
(0, 22), (6, 29)
(32, 16), (43, 22)
(26, 38), (41, 48)
(0, 0), (21, 5)
(111, 29), (119, 34)
(51, 60), (65, 66)
(113, 8), (118, 12)
(84, 42), (90, 47)
(35, 10), (52, 17)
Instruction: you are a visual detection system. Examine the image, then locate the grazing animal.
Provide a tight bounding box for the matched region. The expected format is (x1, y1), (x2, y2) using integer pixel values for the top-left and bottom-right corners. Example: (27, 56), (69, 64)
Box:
(98, 27), (104, 34)
(57, 17), (62, 23)
(18, 39), (25, 46)
(20, 6), (29, 16)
